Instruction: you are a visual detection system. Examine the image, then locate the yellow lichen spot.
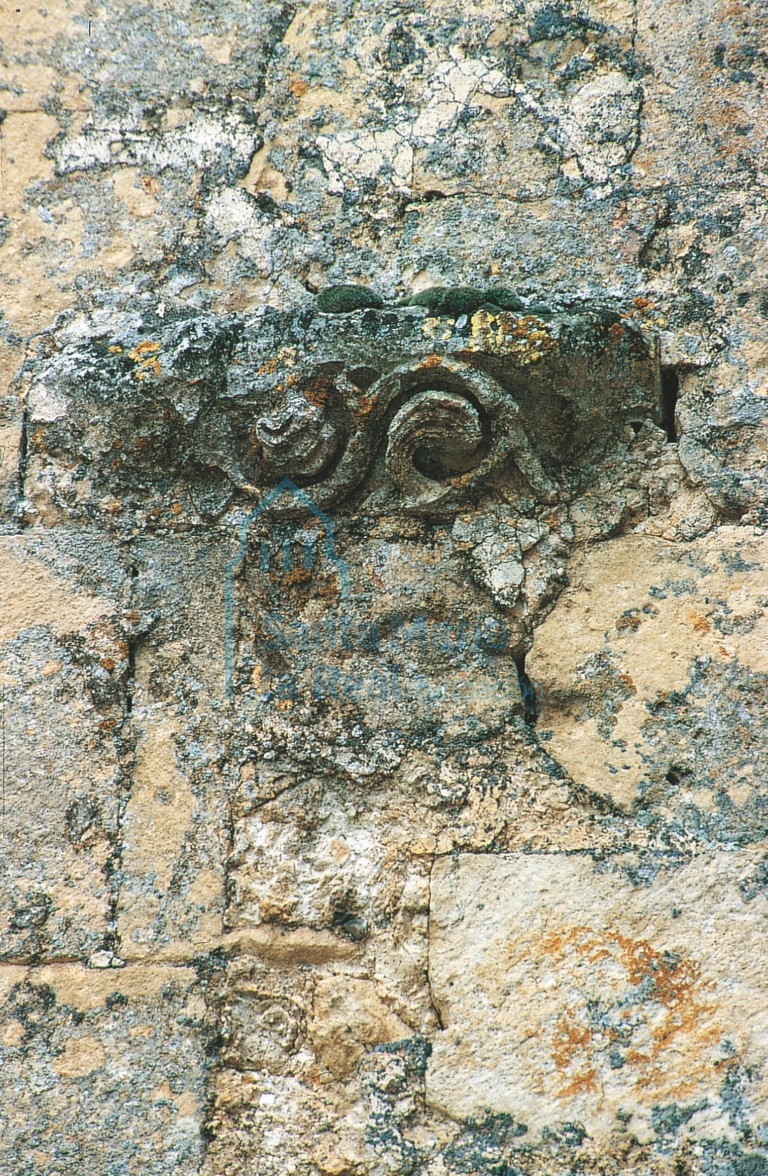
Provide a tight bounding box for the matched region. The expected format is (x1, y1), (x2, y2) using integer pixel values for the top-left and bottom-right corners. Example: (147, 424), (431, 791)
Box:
(421, 317), (453, 343)
(303, 374), (335, 407)
(127, 339), (162, 380)
(108, 345), (123, 354)
(257, 346), (298, 376)
(353, 391), (378, 416)
(275, 698), (294, 711)
(465, 311), (555, 363)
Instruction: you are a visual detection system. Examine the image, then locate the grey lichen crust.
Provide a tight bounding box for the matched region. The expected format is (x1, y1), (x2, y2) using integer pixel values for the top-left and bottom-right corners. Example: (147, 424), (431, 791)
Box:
(2, 0), (768, 1171)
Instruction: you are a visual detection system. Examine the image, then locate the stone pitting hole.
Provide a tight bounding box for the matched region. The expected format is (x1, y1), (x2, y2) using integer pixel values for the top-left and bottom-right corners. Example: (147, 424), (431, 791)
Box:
(515, 653), (538, 727)
(661, 367), (680, 442)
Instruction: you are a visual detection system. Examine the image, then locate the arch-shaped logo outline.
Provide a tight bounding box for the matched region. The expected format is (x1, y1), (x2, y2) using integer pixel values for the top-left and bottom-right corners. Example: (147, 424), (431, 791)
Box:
(224, 477), (350, 700)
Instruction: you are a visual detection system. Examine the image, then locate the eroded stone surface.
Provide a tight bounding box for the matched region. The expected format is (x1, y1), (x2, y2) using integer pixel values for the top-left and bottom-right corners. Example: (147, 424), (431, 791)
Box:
(0, 963), (210, 1173)
(528, 527), (768, 830)
(0, 533), (129, 961)
(428, 852), (768, 1145)
(3, 0), (768, 1171)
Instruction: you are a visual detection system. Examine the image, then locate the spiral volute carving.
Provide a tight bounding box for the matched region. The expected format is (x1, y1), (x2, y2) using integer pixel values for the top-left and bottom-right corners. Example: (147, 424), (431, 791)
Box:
(252, 359), (555, 511)
(255, 398), (341, 482)
(385, 389), (486, 507)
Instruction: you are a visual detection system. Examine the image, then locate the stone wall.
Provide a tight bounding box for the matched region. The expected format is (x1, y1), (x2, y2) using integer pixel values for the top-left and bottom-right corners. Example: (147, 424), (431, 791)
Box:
(1, 1), (767, 1173)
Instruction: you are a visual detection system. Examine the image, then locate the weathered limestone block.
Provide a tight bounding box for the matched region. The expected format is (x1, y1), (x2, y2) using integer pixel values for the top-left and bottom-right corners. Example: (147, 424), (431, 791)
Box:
(528, 526), (768, 832)
(427, 852), (768, 1147)
(115, 703), (227, 961)
(203, 951), (377, 1176)
(115, 538), (233, 960)
(0, 533), (129, 961)
(0, 963), (210, 1174)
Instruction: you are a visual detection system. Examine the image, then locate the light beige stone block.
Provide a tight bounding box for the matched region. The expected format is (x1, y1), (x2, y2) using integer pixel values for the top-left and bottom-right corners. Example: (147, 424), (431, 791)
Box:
(427, 851), (768, 1144)
(528, 527), (768, 814)
(0, 534), (127, 959)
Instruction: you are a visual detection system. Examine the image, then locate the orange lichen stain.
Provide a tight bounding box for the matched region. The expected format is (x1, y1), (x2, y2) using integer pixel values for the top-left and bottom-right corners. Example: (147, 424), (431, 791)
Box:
(290, 78), (309, 97)
(621, 297), (657, 326)
(608, 321), (625, 343)
(551, 1012), (599, 1096)
(275, 698), (294, 711)
(536, 926), (720, 1101)
(279, 566), (312, 587)
(354, 395), (378, 418)
(170, 501), (183, 516)
(303, 374), (335, 408)
(257, 347), (298, 376)
(127, 340), (162, 380)
(315, 576), (346, 601)
(418, 354), (444, 368)
(687, 610), (712, 634)
(701, 97), (758, 159)
(111, 438), (124, 450)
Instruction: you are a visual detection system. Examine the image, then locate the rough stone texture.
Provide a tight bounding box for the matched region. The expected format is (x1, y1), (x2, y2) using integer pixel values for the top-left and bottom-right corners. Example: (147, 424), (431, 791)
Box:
(2, 0), (767, 1173)
(428, 852), (768, 1142)
(529, 527), (768, 828)
(0, 532), (129, 962)
(0, 963), (211, 1173)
